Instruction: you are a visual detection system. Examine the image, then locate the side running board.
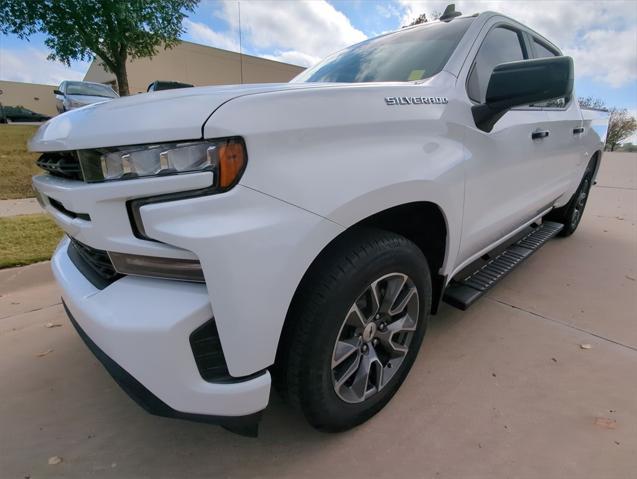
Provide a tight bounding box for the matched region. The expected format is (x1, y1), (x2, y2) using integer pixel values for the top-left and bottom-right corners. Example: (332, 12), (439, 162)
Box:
(443, 221), (564, 310)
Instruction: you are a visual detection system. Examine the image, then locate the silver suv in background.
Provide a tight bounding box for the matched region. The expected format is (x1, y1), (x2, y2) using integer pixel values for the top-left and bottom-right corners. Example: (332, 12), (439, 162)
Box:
(54, 81), (118, 113)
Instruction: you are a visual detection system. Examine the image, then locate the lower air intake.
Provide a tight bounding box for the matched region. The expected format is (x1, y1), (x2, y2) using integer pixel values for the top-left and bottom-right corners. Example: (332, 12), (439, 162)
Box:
(67, 237), (123, 289)
(189, 320), (234, 383)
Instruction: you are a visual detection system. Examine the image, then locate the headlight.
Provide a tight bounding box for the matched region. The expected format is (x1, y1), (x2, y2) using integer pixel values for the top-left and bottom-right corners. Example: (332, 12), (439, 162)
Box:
(77, 138), (247, 188)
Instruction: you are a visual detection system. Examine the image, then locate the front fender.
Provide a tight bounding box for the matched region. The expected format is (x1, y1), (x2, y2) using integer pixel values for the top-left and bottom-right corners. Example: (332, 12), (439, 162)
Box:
(204, 83), (466, 274)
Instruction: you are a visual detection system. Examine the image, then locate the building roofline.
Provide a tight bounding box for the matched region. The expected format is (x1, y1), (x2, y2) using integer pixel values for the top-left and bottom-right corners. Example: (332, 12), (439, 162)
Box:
(85, 39), (306, 73)
(0, 79), (58, 87)
(177, 39), (305, 69)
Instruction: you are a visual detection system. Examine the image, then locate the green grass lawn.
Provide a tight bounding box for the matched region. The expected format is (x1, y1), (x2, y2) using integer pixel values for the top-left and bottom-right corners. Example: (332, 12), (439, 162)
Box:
(0, 124), (40, 199)
(0, 214), (63, 268)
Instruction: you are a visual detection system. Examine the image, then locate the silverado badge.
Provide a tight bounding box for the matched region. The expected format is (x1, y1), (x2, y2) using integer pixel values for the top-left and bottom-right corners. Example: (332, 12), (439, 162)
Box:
(385, 96), (449, 105)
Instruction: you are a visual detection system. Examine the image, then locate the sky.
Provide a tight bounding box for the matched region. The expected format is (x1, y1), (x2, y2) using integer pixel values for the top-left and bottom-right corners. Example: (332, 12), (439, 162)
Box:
(1, 0), (636, 138)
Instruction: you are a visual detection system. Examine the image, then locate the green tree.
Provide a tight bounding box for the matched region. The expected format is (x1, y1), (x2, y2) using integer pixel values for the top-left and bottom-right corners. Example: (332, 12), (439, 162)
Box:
(406, 13), (429, 26)
(1, 0), (198, 96)
(606, 108), (637, 152)
(404, 10), (441, 27)
(578, 97), (637, 152)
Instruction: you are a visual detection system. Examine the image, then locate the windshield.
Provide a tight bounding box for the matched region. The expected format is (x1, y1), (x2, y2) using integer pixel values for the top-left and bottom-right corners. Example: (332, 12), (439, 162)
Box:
(66, 82), (118, 98)
(293, 18), (474, 83)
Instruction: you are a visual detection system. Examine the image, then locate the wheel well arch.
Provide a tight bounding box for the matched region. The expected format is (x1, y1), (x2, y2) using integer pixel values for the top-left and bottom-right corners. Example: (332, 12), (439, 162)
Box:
(287, 201), (448, 324)
(591, 149), (602, 178)
(356, 202), (448, 312)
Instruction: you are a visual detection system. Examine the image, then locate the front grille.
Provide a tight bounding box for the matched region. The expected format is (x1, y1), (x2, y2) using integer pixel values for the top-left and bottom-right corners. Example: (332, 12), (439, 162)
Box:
(37, 152), (83, 181)
(190, 320), (233, 383)
(67, 237), (123, 289)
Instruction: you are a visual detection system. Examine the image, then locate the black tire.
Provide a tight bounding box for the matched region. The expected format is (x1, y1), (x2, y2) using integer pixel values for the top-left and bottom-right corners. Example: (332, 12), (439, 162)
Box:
(274, 228), (431, 432)
(546, 157), (597, 237)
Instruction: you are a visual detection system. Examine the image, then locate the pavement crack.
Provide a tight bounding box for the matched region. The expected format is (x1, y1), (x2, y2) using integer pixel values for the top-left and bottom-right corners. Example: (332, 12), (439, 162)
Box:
(594, 184), (636, 191)
(0, 301), (62, 321)
(493, 298), (637, 352)
(592, 214), (633, 220)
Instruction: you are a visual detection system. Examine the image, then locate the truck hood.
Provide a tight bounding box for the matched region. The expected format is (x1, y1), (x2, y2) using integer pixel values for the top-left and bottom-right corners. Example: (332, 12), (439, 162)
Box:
(29, 83), (334, 152)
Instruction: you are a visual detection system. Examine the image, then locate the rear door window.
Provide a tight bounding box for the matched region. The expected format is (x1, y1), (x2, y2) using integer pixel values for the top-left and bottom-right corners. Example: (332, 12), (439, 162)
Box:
(531, 38), (567, 108)
(533, 39), (559, 58)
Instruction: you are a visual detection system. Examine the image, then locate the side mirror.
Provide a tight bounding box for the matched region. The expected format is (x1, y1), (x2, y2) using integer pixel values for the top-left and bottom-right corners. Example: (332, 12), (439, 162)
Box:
(53, 89), (63, 96)
(472, 56), (574, 132)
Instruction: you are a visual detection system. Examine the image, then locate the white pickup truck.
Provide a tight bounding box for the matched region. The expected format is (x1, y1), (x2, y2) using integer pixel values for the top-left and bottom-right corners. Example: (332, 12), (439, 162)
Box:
(30, 7), (606, 436)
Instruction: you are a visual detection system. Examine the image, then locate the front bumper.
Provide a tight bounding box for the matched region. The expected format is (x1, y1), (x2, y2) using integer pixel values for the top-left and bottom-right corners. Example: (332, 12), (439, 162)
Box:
(53, 239), (271, 431)
(63, 301), (262, 436)
(37, 169), (344, 432)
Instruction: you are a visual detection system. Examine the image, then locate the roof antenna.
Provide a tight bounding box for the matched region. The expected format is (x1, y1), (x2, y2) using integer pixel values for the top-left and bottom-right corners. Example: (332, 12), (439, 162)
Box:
(238, 1), (243, 84)
(439, 4), (462, 22)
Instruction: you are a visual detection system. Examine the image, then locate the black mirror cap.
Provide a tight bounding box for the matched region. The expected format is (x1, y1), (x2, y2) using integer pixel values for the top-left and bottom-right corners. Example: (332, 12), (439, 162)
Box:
(487, 56), (573, 107)
(53, 89), (63, 95)
(472, 56), (574, 132)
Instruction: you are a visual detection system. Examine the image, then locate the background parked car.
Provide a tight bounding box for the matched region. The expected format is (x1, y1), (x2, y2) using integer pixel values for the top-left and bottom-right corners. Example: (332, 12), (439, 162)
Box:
(147, 80), (194, 92)
(54, 81), (118, 113)
(0, 105), (50, 123)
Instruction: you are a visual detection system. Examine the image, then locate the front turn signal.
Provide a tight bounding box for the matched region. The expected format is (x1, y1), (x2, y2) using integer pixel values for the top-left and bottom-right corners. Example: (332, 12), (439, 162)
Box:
(218, 141), (246, 188)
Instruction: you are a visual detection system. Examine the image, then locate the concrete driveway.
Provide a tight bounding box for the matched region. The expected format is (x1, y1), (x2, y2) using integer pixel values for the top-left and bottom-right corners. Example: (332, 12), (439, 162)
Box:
(1, 153), (635, 478)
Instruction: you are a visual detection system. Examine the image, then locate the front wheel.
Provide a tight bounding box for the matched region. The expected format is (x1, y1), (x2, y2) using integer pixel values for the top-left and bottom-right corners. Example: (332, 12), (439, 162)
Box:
(274, 229), (431, 432)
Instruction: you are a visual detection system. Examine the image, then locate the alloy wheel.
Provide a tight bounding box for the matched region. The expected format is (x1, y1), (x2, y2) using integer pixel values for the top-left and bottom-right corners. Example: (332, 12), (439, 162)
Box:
(331, 272), (420, 404)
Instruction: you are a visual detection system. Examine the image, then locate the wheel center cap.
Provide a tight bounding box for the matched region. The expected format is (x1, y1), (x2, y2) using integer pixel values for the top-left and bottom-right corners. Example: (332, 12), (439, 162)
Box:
(362, 322), (377, 342)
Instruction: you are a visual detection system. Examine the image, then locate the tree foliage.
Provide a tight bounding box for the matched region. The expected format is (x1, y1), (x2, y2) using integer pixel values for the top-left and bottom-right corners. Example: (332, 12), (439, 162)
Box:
(0, 0), (198, 96)
(579, 97), (637, 152)
(404, 11), (441, 27)
(406, 13), (429, 26)
(606, 108), (637, 152)
(619, 143), (637, 152)
(577, 96), (606, 111)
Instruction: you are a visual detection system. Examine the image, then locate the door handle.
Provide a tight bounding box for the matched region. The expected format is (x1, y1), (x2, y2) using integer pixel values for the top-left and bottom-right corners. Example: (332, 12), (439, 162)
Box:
(531, 130), (550, 140)
(573, 127), (585, 135)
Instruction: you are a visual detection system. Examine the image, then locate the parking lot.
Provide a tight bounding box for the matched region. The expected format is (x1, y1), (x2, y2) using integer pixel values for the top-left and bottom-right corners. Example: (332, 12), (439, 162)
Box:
(1, 152), (635, 478)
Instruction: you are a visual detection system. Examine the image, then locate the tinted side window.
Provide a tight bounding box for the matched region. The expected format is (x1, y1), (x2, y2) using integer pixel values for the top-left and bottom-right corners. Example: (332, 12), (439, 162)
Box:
(467, 27), (526, 103)
(533, 39), (558, 58)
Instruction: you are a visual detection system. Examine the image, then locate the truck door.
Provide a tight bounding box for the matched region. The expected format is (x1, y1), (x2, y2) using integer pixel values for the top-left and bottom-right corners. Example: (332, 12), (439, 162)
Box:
(528, 36), (586, 204)
(456, 23), (553, 268)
